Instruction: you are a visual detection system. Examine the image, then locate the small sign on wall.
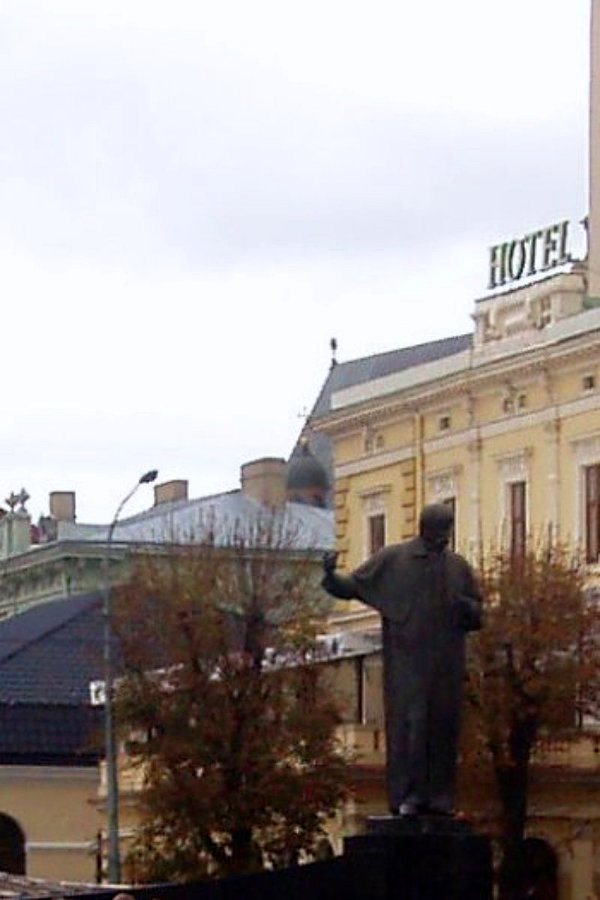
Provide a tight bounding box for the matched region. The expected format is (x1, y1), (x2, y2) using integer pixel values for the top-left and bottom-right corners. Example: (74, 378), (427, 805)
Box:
(89, 680), (106, 706)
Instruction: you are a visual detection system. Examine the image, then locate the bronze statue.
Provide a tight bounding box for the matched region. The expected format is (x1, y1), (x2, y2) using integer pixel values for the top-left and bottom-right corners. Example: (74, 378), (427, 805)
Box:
(322, 503), (482, 817)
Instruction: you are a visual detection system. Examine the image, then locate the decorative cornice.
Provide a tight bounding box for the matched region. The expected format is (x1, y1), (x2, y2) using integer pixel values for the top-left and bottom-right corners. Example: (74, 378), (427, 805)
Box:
(494, 448), (533, 480)
(333, 389), (600, 481)
(570, 431), (600, 465)
(314, 315), (600, 434)
(26, 841), (96, 852)
(0, 765), (97, 780)
(358, 485), (393, 499)
(362, 493), (389, 514)
(426, 465), (463, 500)
(335, 446), (415, 479)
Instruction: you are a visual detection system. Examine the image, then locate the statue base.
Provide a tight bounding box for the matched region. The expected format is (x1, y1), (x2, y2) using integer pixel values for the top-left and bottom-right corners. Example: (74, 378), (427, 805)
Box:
(344, 815), (493, 900)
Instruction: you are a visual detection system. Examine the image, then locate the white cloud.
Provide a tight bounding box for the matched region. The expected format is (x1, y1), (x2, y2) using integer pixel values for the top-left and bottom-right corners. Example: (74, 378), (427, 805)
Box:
(0, 0), (591, 520)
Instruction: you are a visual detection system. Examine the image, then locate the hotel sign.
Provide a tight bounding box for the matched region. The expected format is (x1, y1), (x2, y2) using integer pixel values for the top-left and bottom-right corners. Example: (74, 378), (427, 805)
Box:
(488, 220), (572, 290)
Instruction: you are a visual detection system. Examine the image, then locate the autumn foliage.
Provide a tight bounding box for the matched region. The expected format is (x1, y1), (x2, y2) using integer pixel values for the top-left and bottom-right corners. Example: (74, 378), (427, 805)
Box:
(113, 522), (350, 882)
(461, 543), (600, 898)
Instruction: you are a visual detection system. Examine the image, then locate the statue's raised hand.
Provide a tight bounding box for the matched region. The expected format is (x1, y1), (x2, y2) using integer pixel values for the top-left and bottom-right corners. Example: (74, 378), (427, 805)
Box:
(322, 550), (338, 575)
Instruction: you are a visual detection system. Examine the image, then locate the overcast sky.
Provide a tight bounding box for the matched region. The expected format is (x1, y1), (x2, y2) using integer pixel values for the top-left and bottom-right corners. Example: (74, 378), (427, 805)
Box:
(0, 0), (591, 522)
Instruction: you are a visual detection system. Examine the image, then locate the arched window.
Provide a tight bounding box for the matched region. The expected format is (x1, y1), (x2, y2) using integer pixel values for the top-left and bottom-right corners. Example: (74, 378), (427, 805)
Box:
(0, 814), (25, 875)
(522, 837), (558, 900)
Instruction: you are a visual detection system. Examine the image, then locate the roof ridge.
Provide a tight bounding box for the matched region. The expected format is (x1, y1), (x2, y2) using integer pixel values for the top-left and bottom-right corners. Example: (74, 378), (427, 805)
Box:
(304, 331), (472, 426)
(106, 488), (243, 527)
(336, 331), (471, 370)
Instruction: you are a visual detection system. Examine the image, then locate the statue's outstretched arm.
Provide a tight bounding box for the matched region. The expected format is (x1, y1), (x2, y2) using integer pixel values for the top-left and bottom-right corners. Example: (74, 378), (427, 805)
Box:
(321, 551), (358, 600)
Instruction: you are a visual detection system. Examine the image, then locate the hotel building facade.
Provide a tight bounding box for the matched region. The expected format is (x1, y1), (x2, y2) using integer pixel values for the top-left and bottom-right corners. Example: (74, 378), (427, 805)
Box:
(308, 5), (600, 895)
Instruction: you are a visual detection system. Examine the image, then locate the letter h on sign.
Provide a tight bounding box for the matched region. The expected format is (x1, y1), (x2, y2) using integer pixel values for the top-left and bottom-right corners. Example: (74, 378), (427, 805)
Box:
(488, 243), (507, 290)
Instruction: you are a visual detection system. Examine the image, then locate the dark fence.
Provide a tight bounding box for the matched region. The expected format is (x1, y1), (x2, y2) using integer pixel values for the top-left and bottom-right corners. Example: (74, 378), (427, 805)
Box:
(52, 856), (378, 900)
(46, 823), (493, 900)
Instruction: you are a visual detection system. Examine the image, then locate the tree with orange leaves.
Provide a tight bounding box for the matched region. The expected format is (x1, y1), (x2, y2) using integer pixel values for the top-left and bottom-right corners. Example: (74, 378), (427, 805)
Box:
(462, 544), (600, 899)
(113, 518), (350, 883)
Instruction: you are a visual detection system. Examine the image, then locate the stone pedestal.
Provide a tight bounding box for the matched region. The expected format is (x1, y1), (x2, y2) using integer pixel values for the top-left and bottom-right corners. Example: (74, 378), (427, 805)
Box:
(344, 815), (493, 900)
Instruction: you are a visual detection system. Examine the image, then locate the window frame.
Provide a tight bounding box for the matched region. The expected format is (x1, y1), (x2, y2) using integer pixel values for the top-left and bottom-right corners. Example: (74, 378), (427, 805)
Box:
(584, 463), (600, 564)
(360, 487), (391, 561)
(495, 449), (531, 553)
(367, 512), (386, 556)
(571, 433), (600, 566)
(508, 480), (527, 561)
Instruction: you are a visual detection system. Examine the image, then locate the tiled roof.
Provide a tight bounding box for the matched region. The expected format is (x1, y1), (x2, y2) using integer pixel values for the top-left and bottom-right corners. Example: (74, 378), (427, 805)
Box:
(0, 593), (103, 704)
(291, 333), (473, 497)
(0, 593), (104, 763)
(0, 705), (102, 765)
(310, 333), (472, 420)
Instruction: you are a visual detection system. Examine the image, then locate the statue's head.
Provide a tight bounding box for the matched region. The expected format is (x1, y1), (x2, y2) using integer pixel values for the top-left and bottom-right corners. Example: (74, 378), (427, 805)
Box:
(419, 503), (454, 553)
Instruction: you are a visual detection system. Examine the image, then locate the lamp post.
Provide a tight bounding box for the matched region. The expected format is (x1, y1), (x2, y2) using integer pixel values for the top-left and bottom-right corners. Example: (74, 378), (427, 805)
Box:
(104, 469), (158, 884)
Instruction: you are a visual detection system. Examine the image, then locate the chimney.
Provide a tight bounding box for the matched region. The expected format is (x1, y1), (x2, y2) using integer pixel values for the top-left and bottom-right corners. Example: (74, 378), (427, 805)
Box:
(153, 480), (189, 506)
(240, 458), (286, 507)
(0, 513), (31, 558)
(49, 491), (76, 522)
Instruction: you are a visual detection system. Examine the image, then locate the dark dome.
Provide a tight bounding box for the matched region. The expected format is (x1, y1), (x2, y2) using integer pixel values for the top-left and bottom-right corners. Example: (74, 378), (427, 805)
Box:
(286, 442), (329, 492)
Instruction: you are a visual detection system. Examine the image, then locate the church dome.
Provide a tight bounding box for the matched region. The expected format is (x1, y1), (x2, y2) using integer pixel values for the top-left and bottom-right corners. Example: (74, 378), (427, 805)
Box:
(286, 441), (329, 506)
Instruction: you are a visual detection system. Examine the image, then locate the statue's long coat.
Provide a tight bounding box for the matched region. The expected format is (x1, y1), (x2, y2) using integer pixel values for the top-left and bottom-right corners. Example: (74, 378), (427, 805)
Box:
(347, 537), (482, 812)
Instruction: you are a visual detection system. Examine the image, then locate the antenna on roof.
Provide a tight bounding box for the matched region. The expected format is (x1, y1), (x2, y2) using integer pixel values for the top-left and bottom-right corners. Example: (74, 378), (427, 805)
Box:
(330, 337), (338, 368)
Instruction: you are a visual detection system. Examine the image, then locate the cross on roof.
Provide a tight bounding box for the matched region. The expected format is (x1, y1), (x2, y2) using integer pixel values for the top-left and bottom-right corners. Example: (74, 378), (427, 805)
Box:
(5, 488), (29, 513)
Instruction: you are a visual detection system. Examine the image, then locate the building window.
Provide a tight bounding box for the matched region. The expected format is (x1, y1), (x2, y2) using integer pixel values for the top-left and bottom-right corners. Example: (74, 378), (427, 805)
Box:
(571, 434), (600, 561)
(368, 513), (386, 555)
(585, 464), (600, 563)
(503, 391), (526, 413)
(509, 481), (526, 560)
(496, 450), (531, 553)
(0, 814), (25, 875)
(438, 415), (451, 432)
(426, 467), (461, 550)
(582, 374), (596, 392)
(364, 429), (384, 454)
(354, 656), (366, 725)
(539, 296), (552, 328)
(442, 497), (456, 551)
(361, 488), (390, 559)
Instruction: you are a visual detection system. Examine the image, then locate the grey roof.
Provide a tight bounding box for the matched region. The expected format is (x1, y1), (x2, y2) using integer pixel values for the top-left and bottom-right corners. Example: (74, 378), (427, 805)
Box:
(290, 332), (473, 499)
(0, 593), (103, 704)
(56, 493), (334, 551)
(286, 444), (329, 492)
(310, 332), (472, 420)
(0, 592), (104, 764)
(0, 704), (102, 765)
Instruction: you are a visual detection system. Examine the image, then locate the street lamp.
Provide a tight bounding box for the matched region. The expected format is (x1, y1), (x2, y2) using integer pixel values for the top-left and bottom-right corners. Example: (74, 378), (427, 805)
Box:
(104, 469), (158, 883)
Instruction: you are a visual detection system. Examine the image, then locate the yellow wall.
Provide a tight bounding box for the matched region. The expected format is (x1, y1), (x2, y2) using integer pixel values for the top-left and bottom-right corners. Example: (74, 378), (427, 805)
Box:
(327, 355), (600, 565)
(0, 766), (100, 882)
(315, 278), (600, 899)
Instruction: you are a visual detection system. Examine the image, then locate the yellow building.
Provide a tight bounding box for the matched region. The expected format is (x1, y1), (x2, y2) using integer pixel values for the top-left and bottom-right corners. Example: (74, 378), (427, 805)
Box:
(311, 257), (600, 894)
(307, 5), (600, 891)
(315, 263), (600, 573)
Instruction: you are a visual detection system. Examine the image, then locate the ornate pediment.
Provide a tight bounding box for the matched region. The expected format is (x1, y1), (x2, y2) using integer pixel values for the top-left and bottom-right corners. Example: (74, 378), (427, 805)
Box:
(427, 465), (462, 500)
